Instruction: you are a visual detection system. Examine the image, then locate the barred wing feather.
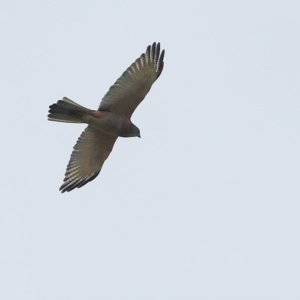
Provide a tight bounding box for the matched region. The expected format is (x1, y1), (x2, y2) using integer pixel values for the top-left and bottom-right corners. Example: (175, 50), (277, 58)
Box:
(60, 125), (117, 192)
(98, 42), (165, 118)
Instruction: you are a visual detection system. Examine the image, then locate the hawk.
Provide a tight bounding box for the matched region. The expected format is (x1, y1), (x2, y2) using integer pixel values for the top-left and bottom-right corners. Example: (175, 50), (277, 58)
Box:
(48, 42), (165, 192)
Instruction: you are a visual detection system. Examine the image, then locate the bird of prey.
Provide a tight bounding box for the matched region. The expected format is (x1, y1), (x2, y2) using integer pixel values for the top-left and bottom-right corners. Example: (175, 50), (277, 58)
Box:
(48, 42), (165, 193)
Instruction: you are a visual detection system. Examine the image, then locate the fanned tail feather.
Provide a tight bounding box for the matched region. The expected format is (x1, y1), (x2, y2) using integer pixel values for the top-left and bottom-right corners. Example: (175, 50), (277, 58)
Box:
(48, 97), (90, 123)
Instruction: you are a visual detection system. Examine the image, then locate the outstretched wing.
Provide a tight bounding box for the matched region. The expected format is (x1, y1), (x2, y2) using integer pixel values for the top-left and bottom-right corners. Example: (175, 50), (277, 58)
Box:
(60, 125), (117, 193)
(98, 42), (165, 118)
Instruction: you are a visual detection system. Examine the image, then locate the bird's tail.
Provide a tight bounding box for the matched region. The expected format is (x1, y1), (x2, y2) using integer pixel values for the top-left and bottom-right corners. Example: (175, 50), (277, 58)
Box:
(48, 97), (91, 123)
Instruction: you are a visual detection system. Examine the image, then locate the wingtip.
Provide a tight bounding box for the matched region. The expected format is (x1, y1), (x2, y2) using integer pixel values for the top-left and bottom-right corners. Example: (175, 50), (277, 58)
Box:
(59, 170), (101, 193)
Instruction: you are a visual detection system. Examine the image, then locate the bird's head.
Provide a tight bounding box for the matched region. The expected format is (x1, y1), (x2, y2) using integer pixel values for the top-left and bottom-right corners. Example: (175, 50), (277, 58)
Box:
(131, 123), (141, 138)
(120, 122), (141, 138)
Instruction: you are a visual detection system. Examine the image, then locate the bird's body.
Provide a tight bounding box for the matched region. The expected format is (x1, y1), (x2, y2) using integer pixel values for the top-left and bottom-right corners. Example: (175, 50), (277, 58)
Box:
(83, 110), (130, 136)
(48, 42), (165, 193)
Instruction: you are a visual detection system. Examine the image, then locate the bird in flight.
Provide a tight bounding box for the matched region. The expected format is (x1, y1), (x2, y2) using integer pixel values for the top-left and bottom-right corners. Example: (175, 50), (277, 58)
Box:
(48, 42), (165, 193)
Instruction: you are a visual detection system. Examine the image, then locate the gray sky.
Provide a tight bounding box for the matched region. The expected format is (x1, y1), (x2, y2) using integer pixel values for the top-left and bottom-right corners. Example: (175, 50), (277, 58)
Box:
(1, 1), (299, 299)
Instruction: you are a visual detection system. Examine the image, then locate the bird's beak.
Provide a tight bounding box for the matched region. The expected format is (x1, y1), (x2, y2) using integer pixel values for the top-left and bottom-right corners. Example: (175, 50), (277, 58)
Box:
(138, 134), (141, 138)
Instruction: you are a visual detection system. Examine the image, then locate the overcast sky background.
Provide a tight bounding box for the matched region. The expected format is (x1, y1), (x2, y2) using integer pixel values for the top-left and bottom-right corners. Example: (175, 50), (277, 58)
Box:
(1, 1), (299, 299)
